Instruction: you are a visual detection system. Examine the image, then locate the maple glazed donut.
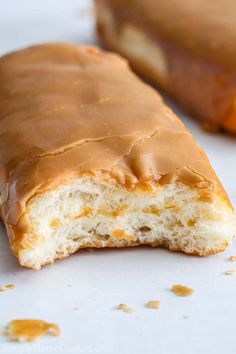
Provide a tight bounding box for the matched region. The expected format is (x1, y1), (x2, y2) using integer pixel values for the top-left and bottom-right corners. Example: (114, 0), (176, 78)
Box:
(95, 0), (236, 133)
(0, 43), (235, 269)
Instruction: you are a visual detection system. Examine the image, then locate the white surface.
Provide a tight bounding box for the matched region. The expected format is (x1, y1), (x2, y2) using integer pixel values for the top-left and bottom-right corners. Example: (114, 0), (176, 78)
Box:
(0, 1), (236, 353)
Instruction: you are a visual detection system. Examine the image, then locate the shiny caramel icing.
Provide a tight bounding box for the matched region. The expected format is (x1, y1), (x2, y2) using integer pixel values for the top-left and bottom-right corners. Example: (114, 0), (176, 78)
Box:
(100, 0), (236, 71)
(96, 0), (236, 132)
(0, 43), (231, 252)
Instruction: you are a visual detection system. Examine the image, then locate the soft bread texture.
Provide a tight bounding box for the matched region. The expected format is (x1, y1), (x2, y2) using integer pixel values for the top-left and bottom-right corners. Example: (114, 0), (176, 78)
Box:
(23, 178), (234, 269)
(95, 0), (236, 133)
(0, 43), (235, 269)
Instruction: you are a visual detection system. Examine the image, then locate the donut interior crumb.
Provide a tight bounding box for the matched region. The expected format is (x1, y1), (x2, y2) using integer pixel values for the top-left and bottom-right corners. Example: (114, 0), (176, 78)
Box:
(171, 284), (193, 297)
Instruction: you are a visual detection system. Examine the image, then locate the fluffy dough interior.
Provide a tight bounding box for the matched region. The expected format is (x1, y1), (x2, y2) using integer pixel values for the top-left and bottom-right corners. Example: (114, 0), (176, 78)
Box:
(19, 177), (234, 269)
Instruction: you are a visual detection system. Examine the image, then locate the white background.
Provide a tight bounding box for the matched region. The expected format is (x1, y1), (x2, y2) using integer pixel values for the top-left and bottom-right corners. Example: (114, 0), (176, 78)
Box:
(0, 1), (236, 353)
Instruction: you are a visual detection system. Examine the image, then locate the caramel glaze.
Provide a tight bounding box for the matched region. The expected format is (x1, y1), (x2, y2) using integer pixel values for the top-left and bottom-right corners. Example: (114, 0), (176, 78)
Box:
(100, 0), (236, 70)
(164, 44), (236, 132)
(0, 43), (231, 254)
(97, 0), (236, 131)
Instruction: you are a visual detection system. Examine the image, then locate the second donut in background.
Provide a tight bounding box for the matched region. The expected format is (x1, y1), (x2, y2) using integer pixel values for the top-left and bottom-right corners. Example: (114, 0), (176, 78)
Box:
(95, 0), (236, 134)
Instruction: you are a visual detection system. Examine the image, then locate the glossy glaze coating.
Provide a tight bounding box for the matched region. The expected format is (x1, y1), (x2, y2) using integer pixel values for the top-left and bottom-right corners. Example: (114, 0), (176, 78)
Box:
(102, 0), (236, 70)
(0, 43), (229, 248)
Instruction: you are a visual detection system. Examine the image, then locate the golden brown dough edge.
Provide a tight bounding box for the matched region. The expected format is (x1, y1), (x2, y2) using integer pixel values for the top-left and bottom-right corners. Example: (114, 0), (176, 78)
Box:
(6, 170), (234, 270)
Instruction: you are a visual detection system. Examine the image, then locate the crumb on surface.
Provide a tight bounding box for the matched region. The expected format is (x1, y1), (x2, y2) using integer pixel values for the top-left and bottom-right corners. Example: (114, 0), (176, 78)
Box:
(145, 300), (160, 309)
(0, 284), (15, 292)
(228, 256), (236, 262)
(171, 285), (193, 297)
(116, 304), (136, 313)
(5, 319), (60, 342)
(224, 269), (236, 275)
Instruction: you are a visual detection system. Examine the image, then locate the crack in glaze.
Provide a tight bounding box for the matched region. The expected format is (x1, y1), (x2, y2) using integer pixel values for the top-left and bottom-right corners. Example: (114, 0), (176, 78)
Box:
(1, 129), (159, 209)
(34, 129), (158, 159)
(4, 129), (160, 227)
(186, 165), (210, 183)
(112, 129), (159, 169)
(35, 135), (125, 159)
